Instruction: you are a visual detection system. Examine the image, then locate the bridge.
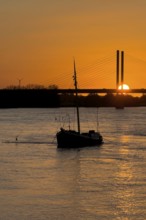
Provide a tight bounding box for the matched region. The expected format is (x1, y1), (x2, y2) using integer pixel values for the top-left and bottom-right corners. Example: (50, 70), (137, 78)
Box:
(51, 50), (146, 96)
(55, 50), (146, 95)
(56, 88), (146, 94)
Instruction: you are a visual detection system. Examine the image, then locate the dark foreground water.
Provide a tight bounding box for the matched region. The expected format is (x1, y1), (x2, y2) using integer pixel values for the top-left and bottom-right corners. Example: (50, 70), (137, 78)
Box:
(0, 107), (146, 220)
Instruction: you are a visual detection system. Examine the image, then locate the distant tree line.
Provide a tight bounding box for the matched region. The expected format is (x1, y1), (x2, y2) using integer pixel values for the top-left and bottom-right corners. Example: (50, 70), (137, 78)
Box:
(0, 84), (146, 108)
(0, 88), (59, 108)
(59, 93), (146, 107)
(5, 84), (58, 90)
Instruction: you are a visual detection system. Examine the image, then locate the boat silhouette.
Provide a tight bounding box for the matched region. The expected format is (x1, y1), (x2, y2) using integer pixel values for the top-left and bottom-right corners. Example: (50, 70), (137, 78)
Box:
(56, 60), (103, 148)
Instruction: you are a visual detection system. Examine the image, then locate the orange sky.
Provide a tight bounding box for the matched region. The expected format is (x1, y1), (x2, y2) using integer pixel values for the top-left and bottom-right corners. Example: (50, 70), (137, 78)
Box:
(1, 0), (146, 89)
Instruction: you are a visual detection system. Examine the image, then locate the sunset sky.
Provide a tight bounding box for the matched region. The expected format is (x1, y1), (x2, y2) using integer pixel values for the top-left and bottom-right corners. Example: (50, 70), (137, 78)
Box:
(1, 0), (146, 89)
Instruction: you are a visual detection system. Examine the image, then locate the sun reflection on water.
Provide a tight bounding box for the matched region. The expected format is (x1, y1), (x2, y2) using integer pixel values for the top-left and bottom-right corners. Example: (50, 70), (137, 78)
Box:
(113, 146), (137, 218)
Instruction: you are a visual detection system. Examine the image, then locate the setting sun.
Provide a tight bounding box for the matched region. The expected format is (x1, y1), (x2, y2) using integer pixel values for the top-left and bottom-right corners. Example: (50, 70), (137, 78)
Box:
(118, 84), (130, 90)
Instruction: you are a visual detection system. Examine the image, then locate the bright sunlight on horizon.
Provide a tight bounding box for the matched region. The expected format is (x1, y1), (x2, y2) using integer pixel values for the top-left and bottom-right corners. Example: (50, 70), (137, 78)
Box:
(118, 84), (130, 90)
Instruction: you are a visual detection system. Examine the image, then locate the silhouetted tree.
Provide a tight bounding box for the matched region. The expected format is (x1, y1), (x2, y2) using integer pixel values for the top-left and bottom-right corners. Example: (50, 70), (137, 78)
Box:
(48, 84), (58, 90)
(25, 84), (45, 89)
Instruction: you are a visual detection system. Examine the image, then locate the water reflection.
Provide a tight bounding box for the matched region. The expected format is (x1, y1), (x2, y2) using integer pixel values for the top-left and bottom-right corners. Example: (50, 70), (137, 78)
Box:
(1, 108), (146, 219)
(113, 145), (136, 219)
(57, 147), (115, 219)
(53, 149), (81, 219)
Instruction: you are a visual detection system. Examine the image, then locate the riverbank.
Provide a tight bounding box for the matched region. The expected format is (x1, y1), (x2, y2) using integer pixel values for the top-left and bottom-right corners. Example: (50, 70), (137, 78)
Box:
(0, 89), (146, 108)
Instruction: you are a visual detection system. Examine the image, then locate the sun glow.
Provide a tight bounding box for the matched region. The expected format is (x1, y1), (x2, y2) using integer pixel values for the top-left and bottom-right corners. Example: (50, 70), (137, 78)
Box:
(118, 84), (130, 90)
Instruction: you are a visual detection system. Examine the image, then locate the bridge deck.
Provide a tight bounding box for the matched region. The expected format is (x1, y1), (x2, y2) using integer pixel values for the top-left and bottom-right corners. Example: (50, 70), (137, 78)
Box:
(57, 89), (146, 94)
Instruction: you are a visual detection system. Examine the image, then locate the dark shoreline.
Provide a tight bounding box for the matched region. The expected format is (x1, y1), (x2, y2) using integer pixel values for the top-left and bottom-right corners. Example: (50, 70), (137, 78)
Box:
(0, 89), (146, 108)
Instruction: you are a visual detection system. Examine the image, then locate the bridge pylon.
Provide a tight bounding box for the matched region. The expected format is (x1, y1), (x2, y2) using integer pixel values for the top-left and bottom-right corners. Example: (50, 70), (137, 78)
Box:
(116, 50), (124, 91)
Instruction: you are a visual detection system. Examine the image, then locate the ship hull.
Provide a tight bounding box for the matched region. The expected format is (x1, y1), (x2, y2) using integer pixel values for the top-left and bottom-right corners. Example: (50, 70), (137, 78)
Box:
(56, 128), (103, 148)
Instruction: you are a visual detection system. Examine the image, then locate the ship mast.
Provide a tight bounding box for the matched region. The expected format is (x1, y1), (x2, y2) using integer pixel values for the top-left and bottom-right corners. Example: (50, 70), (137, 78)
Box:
(73, 59), (80, 133)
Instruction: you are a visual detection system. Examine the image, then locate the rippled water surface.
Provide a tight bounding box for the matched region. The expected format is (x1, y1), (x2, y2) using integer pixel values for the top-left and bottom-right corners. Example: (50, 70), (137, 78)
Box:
(0, 107), (146, 220)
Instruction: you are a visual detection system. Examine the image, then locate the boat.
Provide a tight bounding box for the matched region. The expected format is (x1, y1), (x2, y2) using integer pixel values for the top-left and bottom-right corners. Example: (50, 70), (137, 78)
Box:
(56, 60), (103, 148)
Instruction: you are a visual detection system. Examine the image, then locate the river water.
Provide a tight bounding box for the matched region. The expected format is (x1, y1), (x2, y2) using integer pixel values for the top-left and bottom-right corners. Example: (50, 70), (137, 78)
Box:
(0, 107), (146, 220)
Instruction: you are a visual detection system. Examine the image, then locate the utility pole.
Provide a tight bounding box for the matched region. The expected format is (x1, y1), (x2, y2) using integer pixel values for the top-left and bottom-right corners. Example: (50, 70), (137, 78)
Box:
(17, 78), (23, 88)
